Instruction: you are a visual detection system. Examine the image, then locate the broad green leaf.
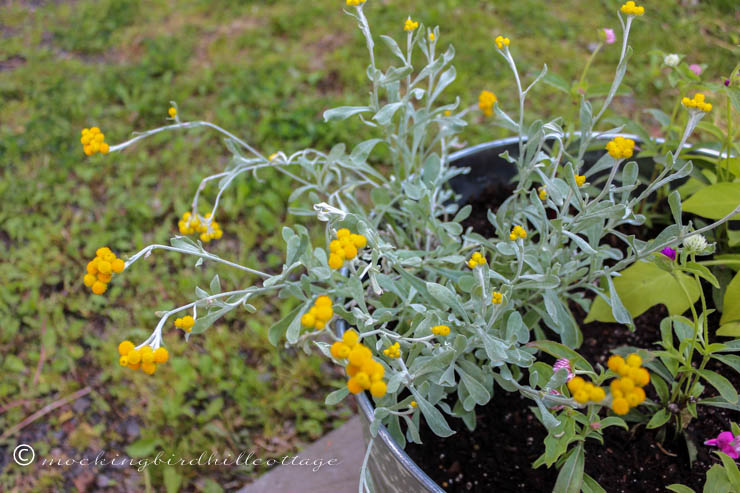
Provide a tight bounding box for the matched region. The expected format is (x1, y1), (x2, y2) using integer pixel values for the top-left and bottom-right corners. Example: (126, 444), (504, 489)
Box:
(585, 261), (700, 323)
(704, 464), (733, 493)
(268, 305), (303, 346)
(553, 444), (584, 493)
(125, 437), (160, 457)
(718, 451), (740, 489)
(720, 272), (740, 325)
(682, 183), (740, 220)
(164, 468), (182, 493)
(718, 322), (740, 337)
(646, 408), (671, 429)
(698, 369), (738, 404)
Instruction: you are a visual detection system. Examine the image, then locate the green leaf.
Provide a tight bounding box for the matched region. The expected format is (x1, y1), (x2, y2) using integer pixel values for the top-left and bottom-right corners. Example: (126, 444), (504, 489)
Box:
(125, 437), (159, 457)
(718, 322), (740, 337)
(164, 468), (182, 493)
(720, 272), (740, 325)
(409, 390), (455, 437)
(581, 474), (607, 493)
(704, 464), (733, 493)
(456, 366), (491, 406)
(681, 262), (720, 289)
(698, 369), (738, 404)
(668, 190), (683, 226)
(325, 387), (349, 406)
(528, 340), (594, 373)
(426, 282), (467, 321)
(682, 183), (740, 220)
(666, 485), (696, 493)
(607, 275), (633, 326)
(542, 72), (571, 93)
(268, 305), (303, 346)
(553, 444), (584, 493)
(323, 106), (372, 122)
(373, 102), (404, 126)
(718, 451), (740, 489)
(646, 408), (671, 429)
(585, 261), (700, 323)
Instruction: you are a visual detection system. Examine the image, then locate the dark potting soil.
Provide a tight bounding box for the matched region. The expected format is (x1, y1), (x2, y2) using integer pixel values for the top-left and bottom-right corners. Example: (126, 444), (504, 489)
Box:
(403, 184), (740, 492)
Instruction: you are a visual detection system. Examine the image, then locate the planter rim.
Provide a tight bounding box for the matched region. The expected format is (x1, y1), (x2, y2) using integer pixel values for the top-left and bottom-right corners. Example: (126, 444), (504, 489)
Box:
(448, 132), (729, 164)
(348, 133), (724, 493)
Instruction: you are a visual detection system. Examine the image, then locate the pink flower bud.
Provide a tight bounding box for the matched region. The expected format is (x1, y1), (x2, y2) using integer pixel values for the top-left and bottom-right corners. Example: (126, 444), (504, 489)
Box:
(603, 28), (616, 45)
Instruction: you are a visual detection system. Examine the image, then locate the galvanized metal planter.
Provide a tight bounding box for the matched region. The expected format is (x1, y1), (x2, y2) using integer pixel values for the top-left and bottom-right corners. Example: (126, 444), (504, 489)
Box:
(341, 136), (725, 493)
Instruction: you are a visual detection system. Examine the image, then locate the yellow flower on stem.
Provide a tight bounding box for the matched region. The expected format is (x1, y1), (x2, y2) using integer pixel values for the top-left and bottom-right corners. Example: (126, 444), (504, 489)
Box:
(478, 90), (497, 117)
(509, 225), (527, 241)
(404, 17), (419, 32)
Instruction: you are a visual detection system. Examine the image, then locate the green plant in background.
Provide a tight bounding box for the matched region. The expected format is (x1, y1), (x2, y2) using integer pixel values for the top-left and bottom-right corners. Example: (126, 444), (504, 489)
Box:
(77, 1), (740, 491)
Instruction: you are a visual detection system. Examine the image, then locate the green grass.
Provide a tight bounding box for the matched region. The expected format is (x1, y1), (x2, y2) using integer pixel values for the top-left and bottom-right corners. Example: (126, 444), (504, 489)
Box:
(0, 0), (737, 491)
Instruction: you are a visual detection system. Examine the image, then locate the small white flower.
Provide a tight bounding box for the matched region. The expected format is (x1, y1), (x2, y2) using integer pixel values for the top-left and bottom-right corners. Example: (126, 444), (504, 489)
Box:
(683, 234), (708, 254)
(664, 54), (680, 67)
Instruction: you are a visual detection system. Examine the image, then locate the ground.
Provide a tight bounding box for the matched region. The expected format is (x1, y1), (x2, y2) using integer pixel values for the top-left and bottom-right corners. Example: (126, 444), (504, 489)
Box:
(0, 0), (738, 491)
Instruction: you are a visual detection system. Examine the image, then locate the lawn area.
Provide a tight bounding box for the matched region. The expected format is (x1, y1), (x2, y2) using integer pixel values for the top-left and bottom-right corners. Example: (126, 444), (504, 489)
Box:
(0, 0), (737, 491)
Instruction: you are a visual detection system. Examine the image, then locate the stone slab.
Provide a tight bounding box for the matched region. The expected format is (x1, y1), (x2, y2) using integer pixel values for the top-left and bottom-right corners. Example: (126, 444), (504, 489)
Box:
(238, 416), (364, 493)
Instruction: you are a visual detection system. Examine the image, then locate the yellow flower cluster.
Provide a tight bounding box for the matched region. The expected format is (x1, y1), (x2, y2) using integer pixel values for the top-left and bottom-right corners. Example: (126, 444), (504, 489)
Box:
(80, 127), (109, 156)
(574, 174), (587, 187)
(432, 325), (450, 337)
(495, 35), (510, 50)
(478, 90), (497, 117)
(84, 247), (125, 295)
(328, 228), (367, 270)
(178, 212), (223, 242)
(538, 187), (547, 201)
(331, 330), (387, 397)
(607, 354), (650, 415)
(605, 136), (636, 159)
(620, 1), (645, 16)
(467, 251), (486, 269)
(567, 376), (606, 404)
(383, 342), (401, 359)
(491, 291), (503, 304)
(174, 315), (195, 333)
(682, 93), (712, 112)
(168, 107), (177, 118)
(404, 18), (419, 32)
(429, 32), (435, 42)
(118, 340), (169, 375)
(301, 296), (334, 331)
(509, 225), (527, 241)
(346, 0), (366, 6)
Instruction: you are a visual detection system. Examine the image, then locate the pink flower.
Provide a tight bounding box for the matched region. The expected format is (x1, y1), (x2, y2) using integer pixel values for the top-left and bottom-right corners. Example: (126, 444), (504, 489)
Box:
(603, 28), (616, 45)
(704, 431), (740, 459)
(660, 247), (677, 261)
(554, 358), (575, 381)
(689, 64), (703, 76)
